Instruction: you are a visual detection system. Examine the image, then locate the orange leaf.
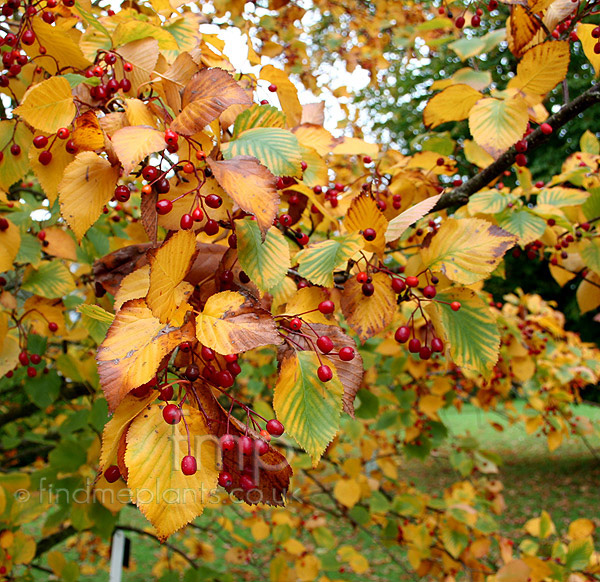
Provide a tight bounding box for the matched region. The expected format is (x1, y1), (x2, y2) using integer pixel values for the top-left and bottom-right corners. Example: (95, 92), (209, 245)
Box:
(170, 68), (252, 135)
(343, 194), (388, 256)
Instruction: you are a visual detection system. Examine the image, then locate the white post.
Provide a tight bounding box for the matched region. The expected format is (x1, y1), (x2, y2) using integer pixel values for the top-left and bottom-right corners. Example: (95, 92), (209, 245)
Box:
(109, 529), (125, 582)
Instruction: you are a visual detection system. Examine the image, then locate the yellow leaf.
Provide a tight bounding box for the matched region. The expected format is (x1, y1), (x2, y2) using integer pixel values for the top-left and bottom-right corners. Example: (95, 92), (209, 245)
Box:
(419, 394), (445, 420)
(331, 137), (378, 158)
(385, 194), (442, 243)
(283, 539), (305, 555)
(524, 511), (556, 539)
(22, 296), (66, 337)
(72, 110), (105, 151)
(251, 519), (270, 541)
(295, 554), (321, 582)
(420, 218), (517, 285)
(171, 68), (252, 135)
(333, 478), (361, 508)
(42, 227), (77, 261)
(195, 291), (282, 355)
(469, 97), (529, 159)
(341, 272), (396, 343)
(283, 287), (333, 325)
(547, 429), (563, 452)
(292, 124), (335, 156)
(58, 152), (120, 241)
(349, 553), (369, 574)
(115, 39), (159, 96)
(423, 84), (483, 129)
(11, 532), (36, 565)
(343, 194), (388, 256)
(29, 140), (77, 206)
(125, 403), (219, 541)
(0, 332), (19, 379)
(124, 98), (158, 128)
(0, 217), (21, 272)
(114, 265), (150, 311)
(578, 24), (600, 77)
(97, 299), (195, 411)
(507, 5), (542, 58)
(147, 230), (197, 323)
(509, 41), (570, 95)
(464, 139), (495, 169)
(496, 559), (532, 582)
(14, 76), (76, 134)
(0, 121), (33, 191)
(111, 126), (165, 175)
(568, 519), (595, 540)
(577, 272), (600, 313)
(207, 156), (279, 236)
(260, 64), (303, 127)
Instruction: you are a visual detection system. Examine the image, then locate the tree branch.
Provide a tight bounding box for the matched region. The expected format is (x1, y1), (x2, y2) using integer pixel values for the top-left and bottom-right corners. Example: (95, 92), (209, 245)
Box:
(433, 81), (600, 212)
(34, 526), (76, 558)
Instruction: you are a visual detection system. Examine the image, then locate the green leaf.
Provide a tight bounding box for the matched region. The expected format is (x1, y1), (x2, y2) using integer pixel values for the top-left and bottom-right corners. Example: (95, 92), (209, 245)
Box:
(354, 389), (379, 419)
(427, 287), (500, 378)
(582, 187), (600, 221)
(565, 539), (593, 571)
(48, 439), (87, 472)
(75, 1), (112, 44)
(467, 189), (509, 214)
(296, 234), (362, 287)
(222, 127), (302, 177)
(78, 304), (115, 323)
(537, 187), (589, 207)
(22, 260), (76, 299)
(273, 350), (343, 465)
(15, 234), (42, 268)
(232, 104), (286, 139)
(24, 369), (61, 408)
(440, 524), (470, 559)
(236, 218), (290, 292)
(580, 238), (600, 274)
(62, 73), (101, 88)
(496, 208), (547, 245)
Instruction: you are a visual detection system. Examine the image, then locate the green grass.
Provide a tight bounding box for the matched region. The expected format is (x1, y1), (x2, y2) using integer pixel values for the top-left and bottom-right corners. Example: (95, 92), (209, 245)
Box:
(32, 401), (600, 581)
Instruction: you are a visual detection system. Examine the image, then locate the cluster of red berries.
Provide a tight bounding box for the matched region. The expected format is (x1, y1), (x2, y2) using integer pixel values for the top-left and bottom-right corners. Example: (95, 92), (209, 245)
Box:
(84, 52), (133, 101)
(444, 1), (498, 30)
(32, 127), (76, 167)
(311, 182), (345, 209)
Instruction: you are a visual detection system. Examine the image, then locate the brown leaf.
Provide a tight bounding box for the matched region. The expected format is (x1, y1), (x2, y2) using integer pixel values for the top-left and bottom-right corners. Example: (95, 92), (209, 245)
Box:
(141, 189), (158, 243)
(277, 323), (363, 417)
(93, 243), (154, 296)
(193, 382), (292, 506)
(170, 68), (252, 135)
(507, 5), (541, 58)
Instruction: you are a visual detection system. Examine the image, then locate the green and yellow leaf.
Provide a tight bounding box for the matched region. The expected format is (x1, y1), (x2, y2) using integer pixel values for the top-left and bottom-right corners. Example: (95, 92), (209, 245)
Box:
(423, 85), (483, 129)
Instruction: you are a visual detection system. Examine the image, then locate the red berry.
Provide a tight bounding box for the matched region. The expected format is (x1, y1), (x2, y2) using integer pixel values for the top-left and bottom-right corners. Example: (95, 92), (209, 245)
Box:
(217, 370), (234, 388)
(201, 346), (215, 361)
(180, 213), (193, 230)
(313, 185), (322, 194)
(164, 129), (178, 145)
(224, 354), (238, 363)
(391, 278), (406, 293)
(289, 317), (302, 331)
(30, 354), (42, 365)
(453, 178), (463, 187)
(357, 272), (369, 284)
(104, 465), (121, 483)
(159, 385), (174, 401)
(185, 363), (200, 382)
(297, 233), (309, 245)
(156, 199), (173, 215)
(363, 227), (376, 241)
(515, 153), (527, 167)
(535, 181), (545, 188)
(65, 140), (77, 154)
(123, 62), (133, 72)
(419, 346), (432, 360)
(37, 230), (46, 241)
(19, 351), (29, 366)
(318, 300), (335, 314)
(179, 341), (192, 353)
(455, 16), (465, 28)
(181, 455), (197, 475)
(22, 30), (36, 45)
(423, 285), (436, 299)
(205, 194), (222, 209)
(33, 135), (48, 149)
(162, 404), (181, 424)
(48, 321), (58, 332)
(405, 276), (419, 288)
(239, 435), (253, 455)
(227, 361), (242, 376)
(450, 301), (461, 311)
(317, 335), (334, 354)
(540, 123), (553, 135)
(362, 282), (375, 296)
(280, 213), (292, 227)
(317, 364), (333, 382)
(37, 150), (52, 166)
(255, 439), (269, 456)
(204, 219), (219, 236)
(431, 337), (444, 352)
(395, 326), (410, 343)
(471, 15), (481, 27)
(260, 99), (269, 105)
(218, 471), (233, 487)
(0, 218), (8, 232)
(268, 83), (277, 92)
(220, 434), (235, 451)
(338, 346), (355, 361)
(10, 144), (21, 156)
(57, 127), (70, 139)
(515, 140), (528, 153)
(240, 475), (255, 491)
(408, 338), (421, 353)
(142, 165), (158, 181)
(547, 218), (556, 227)
(155, 178), (170, 194)
(266, 419), (284, 436)
(120, 78), (132, 92)
(114, 185), (130, 202)
(363, 156), (372, 164)
(27, 366), (37, 378)
(192, 207), (204, 222)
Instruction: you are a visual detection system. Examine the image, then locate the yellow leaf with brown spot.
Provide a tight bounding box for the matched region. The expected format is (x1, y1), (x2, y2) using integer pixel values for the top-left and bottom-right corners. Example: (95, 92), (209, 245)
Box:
(421, 218), (517, 285)
(260, 65), (302, 128)
(29, 141), (77, 206)
(114, 265), (150, 311)
(125, 403), (219, 541)
(509, 42), (570, 96)
(341, 272), (396, 343)
(469, 97), (529, 159)
(72, 110), (105, 151)
(343, 194), (388, 256)
(97, 298), (195, 411)
(207, 156), (279, 236)
(147, 230), (198, 323)
(195, 291), (282, 355)
(58, 152), (120, 241)
(171, 68), (252, 135)
(0, 217), (21, 272)
(111, 126), (166, 175)
(333, 478), (361, 508)
(14, 76), (76, 133)
(423, 85), (483, 129)
(507, 5), (542, 58)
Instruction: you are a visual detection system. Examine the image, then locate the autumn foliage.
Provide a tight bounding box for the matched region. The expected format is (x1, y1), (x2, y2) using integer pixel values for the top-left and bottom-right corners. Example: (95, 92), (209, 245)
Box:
(0, 0), (599, 580)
